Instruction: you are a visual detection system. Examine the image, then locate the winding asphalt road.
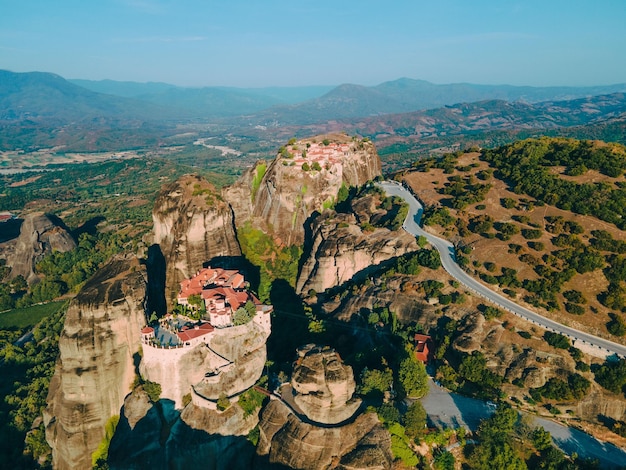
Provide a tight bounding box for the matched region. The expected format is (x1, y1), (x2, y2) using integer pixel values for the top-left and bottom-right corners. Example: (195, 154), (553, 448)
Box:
(378, 181), (626, 359)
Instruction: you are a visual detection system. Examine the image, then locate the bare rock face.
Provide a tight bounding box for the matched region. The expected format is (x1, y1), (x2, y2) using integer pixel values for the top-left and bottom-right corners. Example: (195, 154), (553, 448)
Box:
(152, 175), (241, 306)
(223, 134), (382, 246)
(257, 400), (392, 470)
(452, 312), (486, 353)
(296, 195), (419, 295)
(140, 322), (268, 408)
(7, 212), (76, 283)
(44, 255), (147, 470)
(291, 345), (361, 425)
(576, 388), (626, 422)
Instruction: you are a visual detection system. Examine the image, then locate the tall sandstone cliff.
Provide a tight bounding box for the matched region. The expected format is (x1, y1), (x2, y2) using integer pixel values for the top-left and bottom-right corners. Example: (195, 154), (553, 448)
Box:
(6, 212), (76, 283)
(152, 175), (241, 306)
(44, 255), (147, 470)
(223, 134), (382, 246)
(297, 193), (419, 294)
(258, 345), (392, 469)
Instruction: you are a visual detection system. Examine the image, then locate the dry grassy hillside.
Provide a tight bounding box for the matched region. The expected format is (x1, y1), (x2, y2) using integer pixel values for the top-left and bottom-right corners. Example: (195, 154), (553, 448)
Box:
(402, 139), (626, 343)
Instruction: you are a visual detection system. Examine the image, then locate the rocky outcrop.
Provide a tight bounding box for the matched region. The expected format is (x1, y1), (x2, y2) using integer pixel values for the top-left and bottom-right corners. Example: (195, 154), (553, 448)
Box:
(257, 400), (392, 470)
(44, 255), (147, 470)
(152, 175), (241, 306)
(296, 195), (419, 294)
(576, 388), (626, 422)
(224, 134), (382, 246)
(140, 322), (268, 408)
(7, 212), (76, 283)
(290, 344), (361, 425)
(257, 344), (390, 469)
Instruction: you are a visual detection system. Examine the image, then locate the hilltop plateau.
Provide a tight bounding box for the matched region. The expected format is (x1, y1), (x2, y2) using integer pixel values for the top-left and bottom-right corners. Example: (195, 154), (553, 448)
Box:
(223, 133), (381, 246)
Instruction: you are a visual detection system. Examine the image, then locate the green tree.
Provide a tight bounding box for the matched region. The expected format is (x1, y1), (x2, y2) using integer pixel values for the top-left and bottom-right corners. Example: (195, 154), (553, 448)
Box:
(594, 358), (626, 396)
(10, 275), (27, 293)
(237, 387), (266, 417)
(543, 331), (570, 349)
(143, 381), (161, 402)
(360, 368), (393, 396)
(187, 294), (204, 310)
(233, 307), (253, 325)
(398, 356), (428, 398)
(403, 401), (427, 438)
(217, 392), (231, 411)
(376, 403), (401, 424)
(531, 427), (553, 451)
(388, 422), (420, 467)
(433, 450), (455, 470)
(607, 313), (626, 336)
(91, 415), (119, 468)
(337, 183), (349, 204)
(467, 406), (527, 470)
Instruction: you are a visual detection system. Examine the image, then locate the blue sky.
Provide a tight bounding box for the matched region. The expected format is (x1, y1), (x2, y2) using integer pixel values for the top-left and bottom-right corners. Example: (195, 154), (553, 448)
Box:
(1, 0), (625, 87)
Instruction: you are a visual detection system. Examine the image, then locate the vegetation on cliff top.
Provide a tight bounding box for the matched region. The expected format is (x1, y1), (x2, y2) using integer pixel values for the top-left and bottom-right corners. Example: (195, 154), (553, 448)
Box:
(237, 220), (302, 302)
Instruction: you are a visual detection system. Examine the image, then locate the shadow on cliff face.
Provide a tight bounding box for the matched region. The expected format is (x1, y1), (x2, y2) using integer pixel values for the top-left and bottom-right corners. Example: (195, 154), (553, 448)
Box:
(205, 255), (261, 294)
(107, 397), (287, 470)
(298, 210), (320, 279)
(71, 215), (105, 239)
(0, 218), (22, 243)
(143, 244), (167, 317)
(266, 279), (310, 365)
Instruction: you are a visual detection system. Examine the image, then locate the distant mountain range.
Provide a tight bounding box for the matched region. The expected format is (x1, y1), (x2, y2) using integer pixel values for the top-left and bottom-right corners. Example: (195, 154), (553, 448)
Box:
(1, 69), (626, 154)
(248, 79), (626, 125)
(0, 70), (170, 122)
(4, 70), (626, 124)
(345, 92), (626, 139)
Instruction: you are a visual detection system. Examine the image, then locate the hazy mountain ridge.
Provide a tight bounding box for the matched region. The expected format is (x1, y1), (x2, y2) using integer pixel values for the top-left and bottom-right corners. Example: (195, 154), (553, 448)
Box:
(0, 70), (173, 122)
(351, 93), (626, 138)
(7, 70), (626, 126)
(68, 79), (334, 108)
(3, 69), (626, 158)
(249, 78), (626, 125)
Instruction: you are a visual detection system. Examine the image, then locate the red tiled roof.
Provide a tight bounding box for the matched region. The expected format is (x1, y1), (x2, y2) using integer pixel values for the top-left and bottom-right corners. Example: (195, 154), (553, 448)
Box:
(202, 286), (250, 311)
(414, 334), (433, 363)
(141, 326), (154, 334)
(178, 267), (247, 300)
(177, 323), (214, 342)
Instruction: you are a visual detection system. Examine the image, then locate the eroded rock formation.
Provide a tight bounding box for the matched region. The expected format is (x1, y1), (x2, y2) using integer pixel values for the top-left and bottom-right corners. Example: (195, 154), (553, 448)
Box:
(290, 344), (361, 425)
(223, 134), (382, 246)
(296, 194), (419, 294)
(6, 212), (76, 283)
(257, 345), (391, 469)
(152, 175), (241, 306)
(44, 255), (146, 470)
(258, 401), (392, 470)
